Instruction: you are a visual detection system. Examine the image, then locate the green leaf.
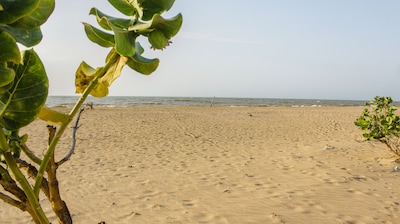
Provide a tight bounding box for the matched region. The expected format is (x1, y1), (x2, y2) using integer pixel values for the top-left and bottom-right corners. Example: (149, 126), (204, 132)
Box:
(124, 42), (159, 75)
(107, 0), (136, 16)
(137, 0), (175, 20)
(0, 49), (48, 131)
(150, 13), (182, 39)
(0, 31), (21, 63)
(135, 41), (145, 55)
(131, 0), (143, 18)
(107, 0), (175, 20)
(10, 0), (55, 29)
(0, 78), (14, 94)
(0, 62), (15, 88)
(0, 0), (39, 24)
(89, 7), (134, 31)
(127, 53), (159, 75)
(83, 22), (115, 48)
(140, 13), (182, 49)
(0, 24), (43, 47)
(132, 13), (182, 38)
(109, 23), (136, 57)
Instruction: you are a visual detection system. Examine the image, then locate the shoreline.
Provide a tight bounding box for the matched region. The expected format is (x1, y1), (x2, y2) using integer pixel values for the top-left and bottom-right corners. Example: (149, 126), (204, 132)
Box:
(45, 96), (373, 108)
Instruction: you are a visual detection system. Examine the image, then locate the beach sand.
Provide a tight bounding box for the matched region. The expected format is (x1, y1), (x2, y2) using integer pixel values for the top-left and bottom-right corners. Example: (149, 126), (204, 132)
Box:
(0, 106), (399, 223)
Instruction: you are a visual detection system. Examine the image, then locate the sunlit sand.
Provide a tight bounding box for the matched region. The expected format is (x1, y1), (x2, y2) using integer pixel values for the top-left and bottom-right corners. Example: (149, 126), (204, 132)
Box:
(1, 106), (399, 223)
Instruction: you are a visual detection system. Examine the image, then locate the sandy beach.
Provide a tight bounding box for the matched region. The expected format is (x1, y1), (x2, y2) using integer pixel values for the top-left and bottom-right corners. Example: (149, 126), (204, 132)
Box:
(0, 106), (399, 223)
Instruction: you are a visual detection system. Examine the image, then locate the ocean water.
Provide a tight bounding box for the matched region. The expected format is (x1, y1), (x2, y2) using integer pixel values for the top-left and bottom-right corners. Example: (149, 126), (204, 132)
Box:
(45, 96), (371, 108)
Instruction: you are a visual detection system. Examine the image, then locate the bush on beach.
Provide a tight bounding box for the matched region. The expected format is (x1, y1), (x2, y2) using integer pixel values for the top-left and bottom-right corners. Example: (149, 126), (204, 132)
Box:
(355, 96), (400, 156)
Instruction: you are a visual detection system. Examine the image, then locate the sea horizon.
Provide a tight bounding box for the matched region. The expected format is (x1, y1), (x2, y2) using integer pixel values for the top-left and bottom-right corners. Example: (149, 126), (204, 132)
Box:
(44, 95), (382, 108)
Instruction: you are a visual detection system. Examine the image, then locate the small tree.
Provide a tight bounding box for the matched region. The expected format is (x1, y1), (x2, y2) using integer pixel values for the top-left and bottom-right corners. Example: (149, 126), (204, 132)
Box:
(355, 96), (400, 156)
(0, 0), (182, 223)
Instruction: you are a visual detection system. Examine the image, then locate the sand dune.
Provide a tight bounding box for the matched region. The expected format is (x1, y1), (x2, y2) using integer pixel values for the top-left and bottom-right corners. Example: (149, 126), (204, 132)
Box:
(0, 106), (399, 223)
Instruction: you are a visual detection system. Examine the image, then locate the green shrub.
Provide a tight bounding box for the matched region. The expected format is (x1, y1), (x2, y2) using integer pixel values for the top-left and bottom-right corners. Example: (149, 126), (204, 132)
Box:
(355, 96), (400, 156)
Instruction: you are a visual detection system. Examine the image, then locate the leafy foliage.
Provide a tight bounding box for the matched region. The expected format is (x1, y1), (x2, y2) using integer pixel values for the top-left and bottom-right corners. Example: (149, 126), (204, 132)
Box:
(77, 0), (182, 97)
(0, 0), (52, 133)
(355, 96), (400, 140)
(0, 0), (182, 223)
(0, 49), (48, 131)
(0, 0), (55, 47)
(355, 96), (400, 156)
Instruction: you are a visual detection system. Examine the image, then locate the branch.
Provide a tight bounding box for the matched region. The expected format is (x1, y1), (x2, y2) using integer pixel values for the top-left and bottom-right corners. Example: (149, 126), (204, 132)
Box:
(47, 125), (73, 224)
(15, 158), (49, 199)
(57, 104), (92, 167)
(0, 192), (26, 211)
(0, 178), (27, 203)
(20, 143), (42, 165)
(0, 165), (42, 223)
(0, 165), (27, 202)
(382, 135), (400, 156)
(0, 192), (40, 223)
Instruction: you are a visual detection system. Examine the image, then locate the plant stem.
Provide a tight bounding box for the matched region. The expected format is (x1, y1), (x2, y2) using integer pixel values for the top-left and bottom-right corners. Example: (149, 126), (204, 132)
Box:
(33, 50), (119, 196)
(0, 130), (49, 223)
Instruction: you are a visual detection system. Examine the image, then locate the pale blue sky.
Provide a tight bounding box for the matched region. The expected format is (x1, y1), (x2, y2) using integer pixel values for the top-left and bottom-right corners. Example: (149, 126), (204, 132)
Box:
(35, 0), (400, 100)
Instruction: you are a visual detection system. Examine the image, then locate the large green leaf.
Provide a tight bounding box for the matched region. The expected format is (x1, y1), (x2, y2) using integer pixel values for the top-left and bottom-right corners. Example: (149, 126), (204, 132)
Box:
(107, 0), (136, 16)
(150, 13), (182, 39)
(134, 41), (145, 55)
(109, 23), (136, 57)
(0, 24), (42, 47)
(89, 7), (134, 31)
(0, 49), (48, 131)
(137, 0), (175, 21)
(127, 53), (159, 75)
(0, 31), (20, 63)
(132, 13), (182, 49)
(10, 0), (55, 29)
(132, 13), (182, 37)
(83, 22), (115, 48)
(0, 62), (15, 88)
(126, 42), (158, 75)
(0, 0), (39, 24)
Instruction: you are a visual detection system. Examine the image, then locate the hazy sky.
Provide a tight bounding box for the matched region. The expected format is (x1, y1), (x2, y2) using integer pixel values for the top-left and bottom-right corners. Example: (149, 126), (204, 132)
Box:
(34, 0), (400, 100)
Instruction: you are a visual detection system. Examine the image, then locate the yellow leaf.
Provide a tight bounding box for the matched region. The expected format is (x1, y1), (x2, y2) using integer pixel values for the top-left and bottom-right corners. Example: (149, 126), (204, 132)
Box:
(38, 107), (69, 125)
(75, 61), (99, 94)
(99, 55), (128, 87)
(90, 82), (109, 97)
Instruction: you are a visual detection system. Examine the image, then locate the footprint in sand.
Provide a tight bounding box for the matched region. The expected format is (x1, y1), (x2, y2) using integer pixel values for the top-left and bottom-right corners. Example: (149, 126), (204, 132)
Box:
(269, 212), (286, 224)
(182, 199), (196, 207)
